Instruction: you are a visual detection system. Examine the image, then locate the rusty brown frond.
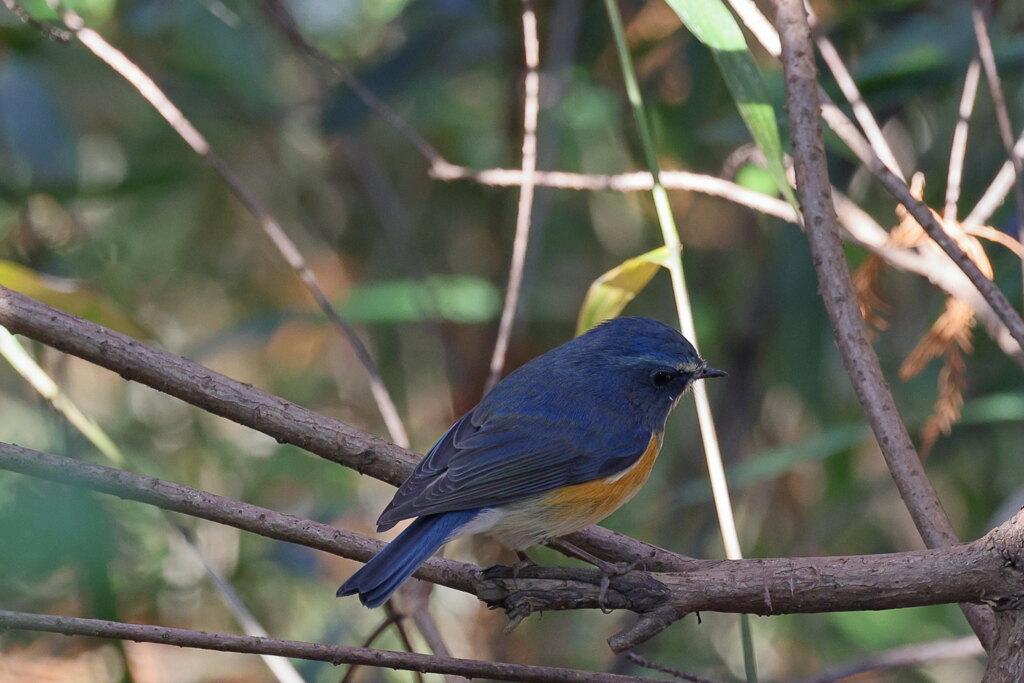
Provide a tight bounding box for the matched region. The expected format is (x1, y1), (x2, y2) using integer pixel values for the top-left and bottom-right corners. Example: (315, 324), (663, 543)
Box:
(869, 173), (996, 457)
(919, 345), (968, 460)
(899, 298), (975, 380)
(963, 223), (1024, 258)
(853, 255), (891, 334)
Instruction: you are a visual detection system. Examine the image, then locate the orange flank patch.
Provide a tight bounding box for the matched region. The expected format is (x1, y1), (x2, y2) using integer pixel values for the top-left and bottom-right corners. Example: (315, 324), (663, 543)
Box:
(546, 432), (663, 525)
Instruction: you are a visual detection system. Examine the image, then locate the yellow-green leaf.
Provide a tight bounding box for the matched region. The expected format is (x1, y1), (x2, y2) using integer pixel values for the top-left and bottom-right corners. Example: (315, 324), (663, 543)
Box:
(576, 246), (677, 336)
(0, 260), (146, 337)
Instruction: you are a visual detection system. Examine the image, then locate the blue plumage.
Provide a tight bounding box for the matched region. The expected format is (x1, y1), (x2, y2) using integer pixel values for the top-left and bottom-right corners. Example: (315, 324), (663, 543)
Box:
(338, 317), (725, 607)
(337, 509), (481, 607)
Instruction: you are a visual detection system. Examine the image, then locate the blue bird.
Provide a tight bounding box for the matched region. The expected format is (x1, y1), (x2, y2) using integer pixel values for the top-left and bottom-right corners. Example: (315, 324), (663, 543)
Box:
(337, 316), (725, 607)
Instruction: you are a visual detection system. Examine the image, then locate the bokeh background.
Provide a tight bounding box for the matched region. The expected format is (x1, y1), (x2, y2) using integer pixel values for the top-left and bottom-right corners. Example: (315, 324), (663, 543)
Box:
(2, 0), (1023, 681)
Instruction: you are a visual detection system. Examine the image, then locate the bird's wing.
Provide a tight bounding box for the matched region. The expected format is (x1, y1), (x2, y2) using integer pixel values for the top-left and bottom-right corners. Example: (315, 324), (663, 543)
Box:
(376, 405), (653, 530)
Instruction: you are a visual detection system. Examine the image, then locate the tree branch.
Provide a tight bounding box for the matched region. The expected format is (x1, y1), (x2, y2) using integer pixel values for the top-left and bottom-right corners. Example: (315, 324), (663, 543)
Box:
(773, 0), (997, 647)
(0, 610), (660, 683)
(5, 440), (1023, 658)
(479, 505), (1024, 652)
(0, 284), (684, 569)
(0, 441), (479, 594)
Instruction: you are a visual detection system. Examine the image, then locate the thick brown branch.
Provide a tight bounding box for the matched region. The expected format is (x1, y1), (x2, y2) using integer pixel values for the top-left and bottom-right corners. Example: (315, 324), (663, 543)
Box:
(0, 610), (660, 683)
(0, 285), (415, 485)
(479, 507), (1024, 651)
(0, 442), (478, 594)
(773, 0), (997, 646)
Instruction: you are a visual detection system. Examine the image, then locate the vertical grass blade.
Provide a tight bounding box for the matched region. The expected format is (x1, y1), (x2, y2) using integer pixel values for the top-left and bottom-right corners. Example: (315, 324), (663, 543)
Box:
(665, 0), (796, 208)
(603, 2), (758, 679)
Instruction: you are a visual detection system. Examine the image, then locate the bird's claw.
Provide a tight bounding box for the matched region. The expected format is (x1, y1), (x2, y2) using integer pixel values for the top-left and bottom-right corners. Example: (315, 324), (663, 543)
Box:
(595, 558), (640, 614)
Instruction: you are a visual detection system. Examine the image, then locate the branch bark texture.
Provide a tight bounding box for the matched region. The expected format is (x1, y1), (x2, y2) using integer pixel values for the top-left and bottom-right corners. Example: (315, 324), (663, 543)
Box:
(4, 440), (1024, 657)
(0, 441), (478, 593)
(773, 0), (997, 648)
(0, 610), (659, 683)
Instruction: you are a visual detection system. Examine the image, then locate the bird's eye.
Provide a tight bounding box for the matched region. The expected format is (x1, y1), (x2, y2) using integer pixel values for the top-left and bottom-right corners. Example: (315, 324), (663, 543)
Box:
(651, 370), (676, 387)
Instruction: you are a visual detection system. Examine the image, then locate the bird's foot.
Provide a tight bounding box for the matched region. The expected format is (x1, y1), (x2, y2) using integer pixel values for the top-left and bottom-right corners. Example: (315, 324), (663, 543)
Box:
(545, 538), (642, 614)
(511, 550), (539, 578)
(594, 558), (641, 614)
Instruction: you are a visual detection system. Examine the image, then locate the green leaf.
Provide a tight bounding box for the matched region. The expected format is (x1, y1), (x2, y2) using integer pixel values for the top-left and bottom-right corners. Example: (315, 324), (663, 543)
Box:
(664, 0), (797, 207)
(338, 275), (501, 324)
(575, 246), (676, 336)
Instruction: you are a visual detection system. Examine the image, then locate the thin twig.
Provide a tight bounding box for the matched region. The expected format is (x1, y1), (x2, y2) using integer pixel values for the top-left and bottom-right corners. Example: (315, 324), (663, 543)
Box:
(1, 0), (70, 41)
(484, 0), (541, 393)
(386, 604), (426, 683)
(258, 0), (445, 167)
(431, 166), (797, 220)
(971, 2), (1024, 306)
(964, 130), (1024, 227)
(626, 653), (720, 683)
(807, 3), (903, 178)
(945, 59), (982, 223)
(176, 526), (305, 683)
(340, 610), (404, 683)
(772, 0), (996, 648)
(0, 610), (662, 683)
(50, 4), (410, 448)
(794, 635), (984, 683)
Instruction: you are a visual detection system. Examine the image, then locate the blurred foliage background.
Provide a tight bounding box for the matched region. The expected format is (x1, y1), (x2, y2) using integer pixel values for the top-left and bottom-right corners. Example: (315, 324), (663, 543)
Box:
(1, 0), (1023, 681)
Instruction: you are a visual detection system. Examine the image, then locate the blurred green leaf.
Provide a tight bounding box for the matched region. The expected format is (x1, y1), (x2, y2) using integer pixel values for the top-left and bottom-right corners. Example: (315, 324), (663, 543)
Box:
(17, 0), (115, 24)
(338, 275), (500, 324)
(735, 163), (778, 198)
(576, 246), (676, 336)
(664, 0), (797, 206)
(0, 261), (145, 337)
(672, 423), (868, 507)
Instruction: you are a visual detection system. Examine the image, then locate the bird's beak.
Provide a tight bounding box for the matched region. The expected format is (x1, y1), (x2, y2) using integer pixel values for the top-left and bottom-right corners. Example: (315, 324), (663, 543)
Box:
(696, 366), (728, 380)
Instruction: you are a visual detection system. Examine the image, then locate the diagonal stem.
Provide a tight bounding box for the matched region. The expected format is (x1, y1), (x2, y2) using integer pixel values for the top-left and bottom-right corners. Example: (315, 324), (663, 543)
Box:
(773, 0), (995, 648)
(485, 0), (541, 393)
(945, 59), (982, 223)
(50, 4), (410, 448)
(603, 1), (754, 678)
(806, 3), (903, 179)
(971, 2), (1024, 307)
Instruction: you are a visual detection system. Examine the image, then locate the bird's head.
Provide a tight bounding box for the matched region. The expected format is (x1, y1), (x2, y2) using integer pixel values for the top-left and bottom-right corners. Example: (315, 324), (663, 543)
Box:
(564, 317), (726, 428)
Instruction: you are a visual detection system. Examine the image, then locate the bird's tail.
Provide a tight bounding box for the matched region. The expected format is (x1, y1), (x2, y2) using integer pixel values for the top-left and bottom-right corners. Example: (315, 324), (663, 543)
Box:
(337, 509), (478, 608)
